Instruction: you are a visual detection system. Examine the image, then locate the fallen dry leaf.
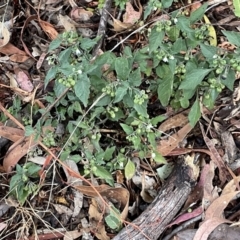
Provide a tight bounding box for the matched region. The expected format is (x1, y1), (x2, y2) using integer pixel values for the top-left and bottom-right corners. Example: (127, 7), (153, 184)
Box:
(159, 110), (189, 132)
(3, 136), (38, 173)
(123, 2), (141, 24)
(39, 20), (58, 40)
(157, 123), (193, 156)
(0, 126), (24, 142)
(71, 7), (93, 21)
(59, 14), (76, 32)
(13, 67), (34, 92)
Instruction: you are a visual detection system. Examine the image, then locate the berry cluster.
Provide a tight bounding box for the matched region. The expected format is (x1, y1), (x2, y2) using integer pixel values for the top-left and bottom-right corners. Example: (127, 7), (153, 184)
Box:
(207, 78), (225, 93)
(134, 90), (148, 105)
(107, 106), (119, 118)
(58, 77), (76, 88)
(230, 58), (240, 72)
(156, 20), (172, 32)
(194, 25), (208, 40)
(102, 85), (115, 97)
(22, 117), (32, 125)
(211, 55), (227, 74)
(62, 31), (79, 45)
(43, 132), (56, 147)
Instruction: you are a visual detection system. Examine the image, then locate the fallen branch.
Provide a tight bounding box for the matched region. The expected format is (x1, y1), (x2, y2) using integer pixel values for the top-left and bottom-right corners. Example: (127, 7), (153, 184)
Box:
(113, 156), (199, 240)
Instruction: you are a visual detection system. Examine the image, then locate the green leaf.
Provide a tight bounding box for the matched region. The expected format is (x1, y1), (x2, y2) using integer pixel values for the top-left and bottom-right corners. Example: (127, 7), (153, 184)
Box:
(200, 44), (217, 58)
(176, 16), (193, 33)
(24, 125), (35, 137)
(149, 27), (164, 53)
(104, 146), (116, 161)
(147, 132), (156, 148)
(179, 69), (212, 90)
(26, 163), (41, 177)
(44, 66), (57, 87)
(120, 123), (133, 135)
(188, 98), (201, 127)
(152, 151), (167, 164)
(190, 3), (208, 23)
(114, 85), (128, 103)
(80, 37), (98, 49)
(167, 26), (180, 41)
(115, 57), (130, 80)
(48, 37), (62, 52)
(74, 74), (90, 107)
(133, 101), (148, 118)
(124, 159), (136, 180)
(54, 80), (67, 97)
(128, 68), (141, 87)
(93, 166), (114, 185)
(172, 38), (187, 53)
(162, 0), (174, 8)
(59, 48), (72, 64)
(221, 68), (235, 91)
(58, 63), (74, 75)
(158, 76), (173, 106)
(105, 214), (121, 230)
(151, 115), (166, 125)
(233, 0), (240, 17)
(222, 30), (240, 47)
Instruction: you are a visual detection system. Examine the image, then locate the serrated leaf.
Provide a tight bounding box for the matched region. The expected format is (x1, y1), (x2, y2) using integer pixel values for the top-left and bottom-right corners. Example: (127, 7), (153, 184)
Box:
(188, 98), (201, 127)
(124, 159), (136, 180)
(222, 68), (235, 91)
(54, 81), (67, 97)
(158, 75), (173, 106)
(162, 0), (174, 8)
(151, 115), (166, 125)
(48, 37), (62, 52)
(104, 146), (116, 161)
(74, 74), (90, 107)
(149, 27), (164, 53)
(120, 123), (133, 135)
(179, 69), (211, 90)
(93, 165), (113, 181)
(114, 85), (128, 103)
(59, 48), (72, 64)
(44, 66), (57, 87)
(128, 68), (141, 87)
(115, 57), (130, 80)
(200, 44), (217, 58)
(222, 30), (240, 47)
(176, 16), (193, 33)
(133, 102), (148, 117)
(24, 125), (35, 137)
(190, 3), (208, 23)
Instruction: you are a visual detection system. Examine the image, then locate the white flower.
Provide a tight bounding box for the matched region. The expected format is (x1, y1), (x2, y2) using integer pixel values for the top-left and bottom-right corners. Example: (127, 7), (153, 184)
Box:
(78, 69), (82, 74)
(169, 55), (174, 60)
(213, 54), (218, 59)
(163, 56), (168, 62)
(151, 153), (156, 159)
(76, 49), (81, 55)
(173, 18), (178, 23)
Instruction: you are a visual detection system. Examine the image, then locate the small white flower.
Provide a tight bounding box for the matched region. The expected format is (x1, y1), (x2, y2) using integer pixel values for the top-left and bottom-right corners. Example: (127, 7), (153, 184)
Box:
(173, 18), (178, 24)
(213, 54), (218, 59)
(78, 69), (82, 74)
(153, 7), (157, 11)
(146, 124), (153, 130)
(169, 55), (174, 60)
(163, 56), (168, 62)
(76, 49), (81, 55)
(151, 153), (156, 159)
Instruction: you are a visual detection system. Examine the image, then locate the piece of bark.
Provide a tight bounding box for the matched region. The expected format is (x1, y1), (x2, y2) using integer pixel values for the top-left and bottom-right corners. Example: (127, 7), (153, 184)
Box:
(113, 157), (199, 240)
(175, 224), (240, 240)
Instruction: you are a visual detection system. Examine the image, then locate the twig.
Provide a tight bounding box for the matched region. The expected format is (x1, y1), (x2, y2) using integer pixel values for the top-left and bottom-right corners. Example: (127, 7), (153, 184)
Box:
(92, 0), (113, 57)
